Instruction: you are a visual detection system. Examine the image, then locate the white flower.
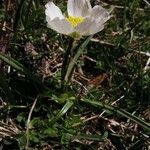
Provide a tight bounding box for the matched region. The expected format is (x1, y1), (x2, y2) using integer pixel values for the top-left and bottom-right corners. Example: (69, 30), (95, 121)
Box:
(45, 0), (111, 38)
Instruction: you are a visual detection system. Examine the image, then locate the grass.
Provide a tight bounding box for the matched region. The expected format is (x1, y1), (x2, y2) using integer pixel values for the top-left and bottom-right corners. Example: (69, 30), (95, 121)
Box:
(0, 0), (150, 149)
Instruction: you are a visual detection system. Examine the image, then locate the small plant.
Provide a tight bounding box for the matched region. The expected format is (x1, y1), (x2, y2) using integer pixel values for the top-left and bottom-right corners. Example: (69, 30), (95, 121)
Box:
(0, 0), (150, 149)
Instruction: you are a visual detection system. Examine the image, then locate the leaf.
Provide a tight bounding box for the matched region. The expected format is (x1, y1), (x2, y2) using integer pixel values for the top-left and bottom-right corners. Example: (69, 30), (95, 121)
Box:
(82, 99), (150, 132)
(109, 133), (126, 150)
(72, 132), (108, 142)
(129, 138), (145, 150)
(0, 73), (13, 101)
(64, 35), (93, 82)
(29, 131), (39, 143)
(0, 53), (48, 90)
(49, 101), (73, 126)
(13, 0), (26, 31)
(61, 131), (108, 145)
(0, 53), (25, 72)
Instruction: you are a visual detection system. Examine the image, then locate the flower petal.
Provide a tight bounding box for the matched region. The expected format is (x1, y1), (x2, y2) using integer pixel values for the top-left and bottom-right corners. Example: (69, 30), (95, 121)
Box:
(67, 0), (92, 17)
(45, 2), (64, 20)
(88, 23), (104, 35)
(75, 18), (104, 36)
(90, 5), (110, 24)
(47, 18), (74, 35)
(75, 18), (94, 35)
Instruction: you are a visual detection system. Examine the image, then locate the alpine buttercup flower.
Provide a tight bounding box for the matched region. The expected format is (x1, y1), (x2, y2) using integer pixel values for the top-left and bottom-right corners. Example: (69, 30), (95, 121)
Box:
(45, 0), (111, 38)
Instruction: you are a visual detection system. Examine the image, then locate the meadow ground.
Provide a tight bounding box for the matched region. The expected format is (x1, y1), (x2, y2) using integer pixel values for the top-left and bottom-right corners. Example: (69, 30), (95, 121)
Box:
(0, 0), (150, 149)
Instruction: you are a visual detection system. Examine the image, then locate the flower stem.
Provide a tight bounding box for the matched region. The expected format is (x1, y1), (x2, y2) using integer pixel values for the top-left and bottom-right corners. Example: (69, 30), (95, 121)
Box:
(61, 36), (93, 90)
(64, 36), (93, 83)
(61, 37), (75, 88)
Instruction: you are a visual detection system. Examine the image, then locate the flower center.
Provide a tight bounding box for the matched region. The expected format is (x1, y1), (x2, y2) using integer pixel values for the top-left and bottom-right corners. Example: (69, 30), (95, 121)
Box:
(65, 16), (84, 27)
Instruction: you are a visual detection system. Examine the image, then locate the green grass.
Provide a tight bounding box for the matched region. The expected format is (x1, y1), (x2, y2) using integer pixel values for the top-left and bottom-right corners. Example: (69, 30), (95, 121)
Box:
(0, 0), (150, 149)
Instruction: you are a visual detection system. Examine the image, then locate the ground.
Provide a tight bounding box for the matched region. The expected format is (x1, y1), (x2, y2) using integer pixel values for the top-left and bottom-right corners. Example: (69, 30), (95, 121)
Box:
(0, 0), (150, 149)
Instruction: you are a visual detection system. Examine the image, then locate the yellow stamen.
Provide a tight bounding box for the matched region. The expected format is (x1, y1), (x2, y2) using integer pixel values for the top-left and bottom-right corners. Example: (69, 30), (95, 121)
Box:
(65, 16), (84, 27)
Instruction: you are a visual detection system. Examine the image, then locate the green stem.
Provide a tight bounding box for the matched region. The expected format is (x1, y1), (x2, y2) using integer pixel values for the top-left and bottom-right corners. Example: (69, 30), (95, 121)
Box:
(61, 37), (77, 90)
(61, 38), (74, 81)
(61, 36), (93, 89)
(64, 36), (93, 83)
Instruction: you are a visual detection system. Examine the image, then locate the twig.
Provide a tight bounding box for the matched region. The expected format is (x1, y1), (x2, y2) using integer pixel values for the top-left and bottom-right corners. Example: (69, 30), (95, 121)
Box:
(25, 97), (38, 150)
(72, 79), (91, 96)
(143, 0), (150, 6)
(0, 120), (19, 137)
(83, 115), (99, 123)
(0, 97), (6, 109)
(83, 55), (97, 63)
(99, 95), (125, 117)
(144, 57), (150, 72)
(91, 38), (115, 47)
(74, 72), (89, 81)
(134, 50), (150, 57)
(100, 1), (145, 11)
(91, 38), (150, 58)
(2, 25), (14, 32)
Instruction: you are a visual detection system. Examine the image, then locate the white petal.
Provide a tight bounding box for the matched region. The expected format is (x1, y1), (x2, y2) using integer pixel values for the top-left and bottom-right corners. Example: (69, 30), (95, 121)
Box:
(45, 2), (64, 20)
(90, 5), (110, 24)
(75, 18), (104, 36)
(47, 18), (74, 35)
(67, 0), (92, 17)
(75, 18), (95, 35)
(88, 23), (104, 35)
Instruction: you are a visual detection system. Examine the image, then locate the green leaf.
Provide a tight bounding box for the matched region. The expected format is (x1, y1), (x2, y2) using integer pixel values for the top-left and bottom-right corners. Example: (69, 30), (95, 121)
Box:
(0, 73), (13, 101)
(49, 101), (73, 126)
(29, 132), (39, 143)
(43, 126), (57, 137)
(64, 35), (93, 82)
(82, 98), (150, 132)
(0, 53), (25, 72)
(13, 0), (26, 31)
(61, 131), (108, 145)
(0, 53), (48, 90)
(72, 132), (108, 141)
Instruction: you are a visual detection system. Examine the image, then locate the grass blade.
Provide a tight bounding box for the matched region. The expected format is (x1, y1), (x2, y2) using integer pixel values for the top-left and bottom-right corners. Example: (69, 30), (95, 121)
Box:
(82, 99), (150, 132)
(64, 35), (93, 82)
(13, 0), (26, 31)
(0, 73), (14, 101)
(0, 53), (47, 90)
(49, 101), (73, 126)
(0, 53), (25, 72)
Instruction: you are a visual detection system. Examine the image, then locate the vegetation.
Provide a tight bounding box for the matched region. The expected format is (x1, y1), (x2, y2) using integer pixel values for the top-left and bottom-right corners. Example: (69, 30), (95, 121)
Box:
(0, 0), (150, 149)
